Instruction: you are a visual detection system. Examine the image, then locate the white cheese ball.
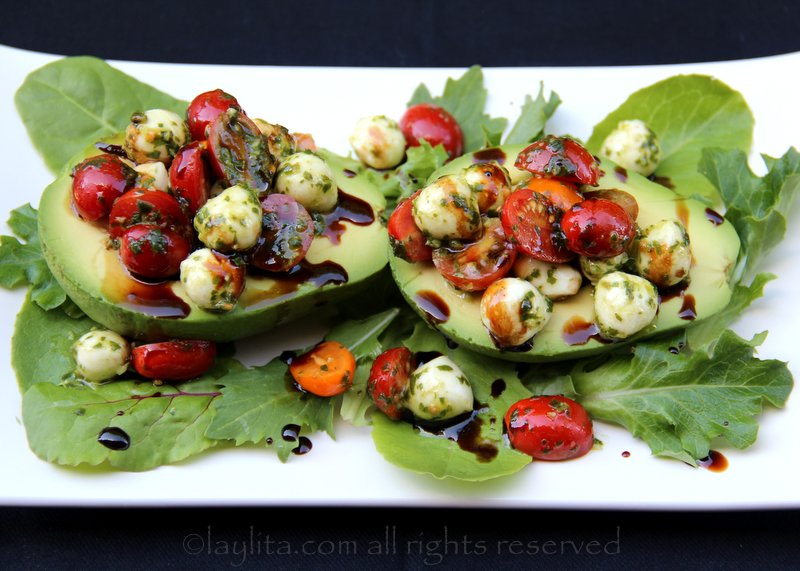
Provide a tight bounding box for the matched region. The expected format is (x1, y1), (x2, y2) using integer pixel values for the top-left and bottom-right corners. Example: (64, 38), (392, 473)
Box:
(349, 115), (406, 169)
(513, 255), (582, 300)
(461, 162), (512, 214)
(636, 219), (692, 287)
(274, 152), (338, 212)
(412, 175), (482, 241)
(480, 277), (553, 347)
(124, 109), (189, 165)
(194, 185), (262, 252)
(593, 271), (658, 339)
(73, 330), (130, 382)
(600, 119), (661, 176)
(180, 248), (242, 312)
(580, 252), (630, 284)
(134, 161), (170, 192)
(405, 356), (474, 422)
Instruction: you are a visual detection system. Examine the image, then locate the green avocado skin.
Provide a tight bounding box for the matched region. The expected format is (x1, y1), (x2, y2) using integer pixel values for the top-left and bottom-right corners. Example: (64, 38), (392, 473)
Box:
(38, 145), (388, 342)
(390, 144), (741, 362)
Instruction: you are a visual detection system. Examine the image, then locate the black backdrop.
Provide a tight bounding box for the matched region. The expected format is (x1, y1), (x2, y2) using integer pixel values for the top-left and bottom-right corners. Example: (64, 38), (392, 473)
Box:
(2, 1), (800, 569)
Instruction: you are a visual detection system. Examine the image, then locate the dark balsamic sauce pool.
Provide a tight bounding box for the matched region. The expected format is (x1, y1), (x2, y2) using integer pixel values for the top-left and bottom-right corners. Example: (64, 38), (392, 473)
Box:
(472, 148), (506, 165)
(97, 427), (131, 451)
(414, 290), (450, 323)
(413, 405), (498, 463)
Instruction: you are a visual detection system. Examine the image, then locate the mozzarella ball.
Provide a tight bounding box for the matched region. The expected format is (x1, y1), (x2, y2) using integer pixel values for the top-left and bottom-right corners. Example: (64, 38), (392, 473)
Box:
(274, 152), (338, 212)
(73, 330), (130, 382)
(600, 119), (661, 176)
(134, 161), (170, 192)
(462, 162), (512, 215)
(636, 219), (692, 287)
(124, 109), (189, 165)
(405, 356), (474, 422)
(412, 175), (482, 241)
(194, 185), (262, 252)
(254, 119), (296, 161)
(349, 115), (406, 170)
(180, 248), (242, 312)
(593, 271), (658, 339)
(580, 252), (630, 284)
(480, 277), (553, 347)
(513, 256), (582, 300)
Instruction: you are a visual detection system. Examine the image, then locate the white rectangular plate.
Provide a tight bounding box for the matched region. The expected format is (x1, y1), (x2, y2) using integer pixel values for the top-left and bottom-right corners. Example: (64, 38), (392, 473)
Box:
(1, 44), (799, 508)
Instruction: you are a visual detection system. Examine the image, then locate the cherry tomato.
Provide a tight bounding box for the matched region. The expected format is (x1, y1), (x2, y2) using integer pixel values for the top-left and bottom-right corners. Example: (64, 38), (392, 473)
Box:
(505, 395), (594, 461)
(432, 218), (516, 291)
(584, 188), (639, 222)
(515, 135), (601, 186)
(186, 89), (242, 141)
(464, 162), (512, 213)
(207, 109), (276, 194)
(500, 188), (573, 263)
(522, 177), (583, 211)
(289, 341), (356, 397)
(560, 198), (635, 258)
(169, 141), (211, 214)
(399, 103), (463, 158)
(132, 340), (216, 380)
(292, 132), (317, 151)
(387, 190), (433, 262)
(71, 154), (136, 221)
(118, 224), (191, 280)
(108, 188), (190, 238)
(250, 194), (314, 272)
(367, 347), (415, 420)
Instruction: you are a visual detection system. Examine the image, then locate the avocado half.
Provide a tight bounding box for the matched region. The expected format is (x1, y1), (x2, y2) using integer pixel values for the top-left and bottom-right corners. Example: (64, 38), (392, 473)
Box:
(38, 142), (388, 342)
(389, 144), (741, 362)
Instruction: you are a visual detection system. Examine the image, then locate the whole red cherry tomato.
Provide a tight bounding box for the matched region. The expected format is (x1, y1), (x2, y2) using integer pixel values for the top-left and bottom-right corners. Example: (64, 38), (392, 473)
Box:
(169, 141), (211, 214)
(432, 218), (516, 291)
(118, 224), (191, 279)
(72, 154), (137, 221)
(505, 395), (594, 461)
(367, 347), (415, 420)
(250, 194), (314, 272)
(515, 135), (601, 186)
(207, 109), (275, 194)
(387, 190), (433, 262)
(560, 198), (635, 258)
(500, 188), (573, 263)
(132, 340), (216, 380)
(399, 103), (464, 159)
(108, 188), (190, 238)
(186, 89), (242, 141)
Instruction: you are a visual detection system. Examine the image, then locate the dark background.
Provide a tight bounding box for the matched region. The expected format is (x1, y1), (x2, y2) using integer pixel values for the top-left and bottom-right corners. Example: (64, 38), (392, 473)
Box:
(2, 0), (799, 569)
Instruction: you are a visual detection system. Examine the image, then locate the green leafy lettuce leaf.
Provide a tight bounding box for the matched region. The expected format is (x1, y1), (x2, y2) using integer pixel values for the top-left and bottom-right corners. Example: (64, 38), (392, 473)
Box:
(371, 322), (531, 481)
(699, 147), (800, 278)
(15, 56), (187, 174)
(586, 75), (754, 202)
(409, 66), (508, 153)
(504, 83), (562, 145)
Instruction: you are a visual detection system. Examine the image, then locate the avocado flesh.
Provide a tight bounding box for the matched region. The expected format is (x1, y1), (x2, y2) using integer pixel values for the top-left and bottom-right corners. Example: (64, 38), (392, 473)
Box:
(38, 142), (388, 342)
(390, 144), (740, 362)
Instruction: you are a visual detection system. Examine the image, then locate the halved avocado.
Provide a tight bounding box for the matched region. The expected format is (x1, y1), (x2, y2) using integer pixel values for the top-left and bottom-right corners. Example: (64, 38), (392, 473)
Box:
(38, 141), (388, 342)
(390, 144), (740, 362)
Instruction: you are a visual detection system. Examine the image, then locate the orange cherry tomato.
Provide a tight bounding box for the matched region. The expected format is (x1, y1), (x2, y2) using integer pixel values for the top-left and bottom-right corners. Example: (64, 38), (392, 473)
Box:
(522, 177), (583, 211)
(289, 341), (356, 397)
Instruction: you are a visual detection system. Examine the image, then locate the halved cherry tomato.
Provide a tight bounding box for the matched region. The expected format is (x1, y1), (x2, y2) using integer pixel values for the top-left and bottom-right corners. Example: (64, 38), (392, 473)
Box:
(250, 194), (314, 272)
(132, 340), (216, 380)
(584, 188), (639, 222)
(71, 154), (136, 221)
(561, 198), (635, 258)
(399, 103), (463, 159)
(169, 141), (211, 214)
(207, 109), (276, 194)
(387, 190), (433, 262)
(522, 177), (583, 211)
(186, 89), (242, 141)
(505, 395), (594, 461)
(118, 224), (191, 279)
(500, 188), (573, 263)
(367, 347), (415, 420)
(292, 132), (317, 151)
(432, 218), (516, 291)
(108, 188), (190, 238)
(515, 135), (601, 186)
(289, 341), (356, 397)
